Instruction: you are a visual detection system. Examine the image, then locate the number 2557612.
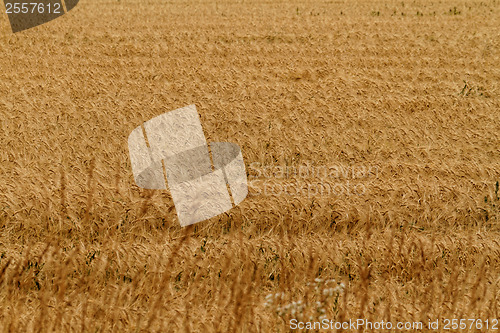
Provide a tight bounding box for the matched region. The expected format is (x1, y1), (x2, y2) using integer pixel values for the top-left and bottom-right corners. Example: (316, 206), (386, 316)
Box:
(5, 3), (61, 14)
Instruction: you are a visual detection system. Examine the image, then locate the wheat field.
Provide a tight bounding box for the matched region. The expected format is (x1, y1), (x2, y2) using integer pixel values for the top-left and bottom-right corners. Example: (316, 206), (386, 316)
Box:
(0, 0), (499, 331)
